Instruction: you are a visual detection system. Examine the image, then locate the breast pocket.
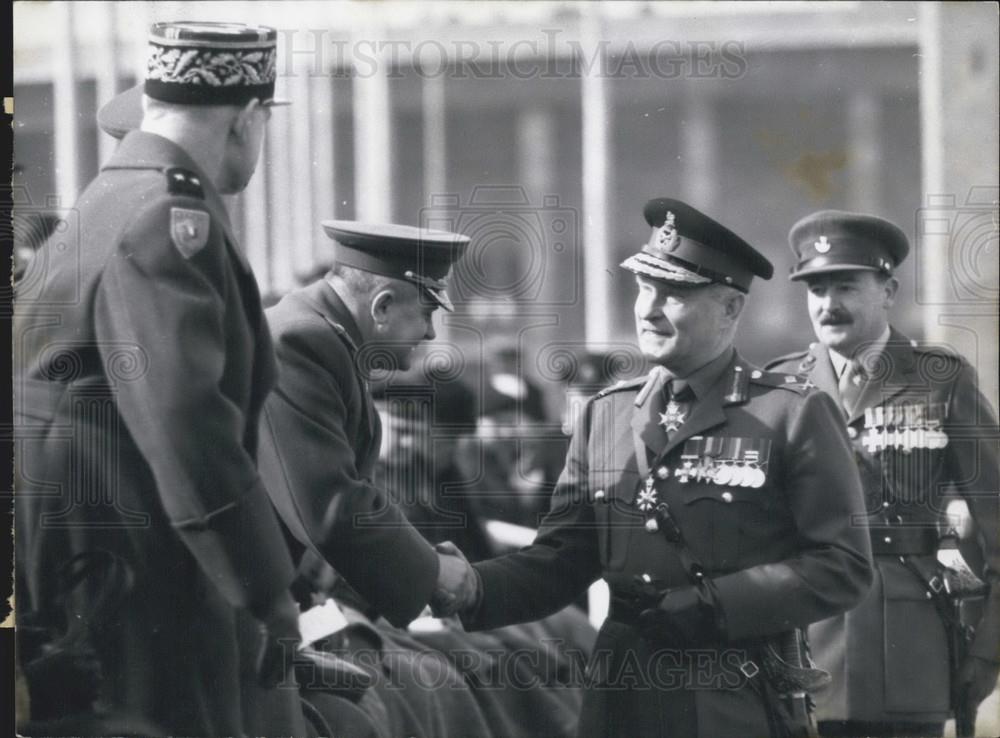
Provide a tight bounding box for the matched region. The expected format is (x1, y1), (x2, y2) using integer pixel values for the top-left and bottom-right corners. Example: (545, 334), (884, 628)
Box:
(678, 485), (772, 571)
(592, 469), (643, 572)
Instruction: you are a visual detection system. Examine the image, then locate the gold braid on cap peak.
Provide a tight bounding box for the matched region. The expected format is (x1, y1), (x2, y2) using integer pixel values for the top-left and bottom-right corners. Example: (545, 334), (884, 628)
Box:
(621, 251), (713, 285)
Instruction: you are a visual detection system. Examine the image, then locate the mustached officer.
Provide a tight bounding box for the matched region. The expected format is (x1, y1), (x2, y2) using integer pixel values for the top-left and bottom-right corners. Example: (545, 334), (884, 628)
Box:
(767, 210), (1000, 737)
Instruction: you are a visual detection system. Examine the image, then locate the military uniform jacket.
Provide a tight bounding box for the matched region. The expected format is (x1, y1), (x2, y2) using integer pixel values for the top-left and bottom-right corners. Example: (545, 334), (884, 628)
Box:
(14, 131), (295, 735)
(466, 351), (873, 738)
(257, 279), (441, 627)
(767, 329), (1000, 724)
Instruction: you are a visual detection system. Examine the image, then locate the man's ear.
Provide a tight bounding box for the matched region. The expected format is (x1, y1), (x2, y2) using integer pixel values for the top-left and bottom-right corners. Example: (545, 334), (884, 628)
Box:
(723, 290), (746, 322)
(371, 288), (395, 326)
(883, 276), (899, 308)
(232, 98), (261, 139)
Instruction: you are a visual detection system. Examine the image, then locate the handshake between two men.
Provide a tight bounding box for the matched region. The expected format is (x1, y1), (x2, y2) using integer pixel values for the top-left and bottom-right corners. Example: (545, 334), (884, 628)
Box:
(431, 542), (483, 618)
(428, 540), (722, 646)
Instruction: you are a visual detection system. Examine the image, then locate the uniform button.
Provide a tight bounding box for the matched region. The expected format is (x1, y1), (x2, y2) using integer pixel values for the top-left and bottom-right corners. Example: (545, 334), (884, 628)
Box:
(883, 536), (892, 544)
(721, 491), (734, 503)
(641, 573), (652, 584)
(645, 518), (659, 533)
(847, 427), (858, 439)
(594, 490), (605, 501)
(656, 466), (670, 480)
(882, 501), (890, 508)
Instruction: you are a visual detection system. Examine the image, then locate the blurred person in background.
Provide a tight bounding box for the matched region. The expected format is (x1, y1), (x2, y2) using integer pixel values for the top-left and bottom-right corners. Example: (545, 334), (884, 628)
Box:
(475, 342), (568, 527)
(374, 371), (493, 563)
(372, 370), (596, 738)
(14, 21), (304, 737)
(766, 210), (1000, 738)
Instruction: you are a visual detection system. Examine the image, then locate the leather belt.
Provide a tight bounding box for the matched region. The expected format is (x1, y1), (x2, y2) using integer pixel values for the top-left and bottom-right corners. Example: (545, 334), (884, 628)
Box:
(869, 526), (938, 556)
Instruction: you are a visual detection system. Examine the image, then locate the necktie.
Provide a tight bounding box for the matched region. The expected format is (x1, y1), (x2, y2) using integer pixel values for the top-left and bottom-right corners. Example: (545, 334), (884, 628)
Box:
(838, 360), (865, 417)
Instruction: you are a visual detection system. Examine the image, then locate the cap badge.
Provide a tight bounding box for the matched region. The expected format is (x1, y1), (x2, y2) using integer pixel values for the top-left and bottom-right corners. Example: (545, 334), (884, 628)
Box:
(656, 211), (679, 252)
(814, 235), (831, 254)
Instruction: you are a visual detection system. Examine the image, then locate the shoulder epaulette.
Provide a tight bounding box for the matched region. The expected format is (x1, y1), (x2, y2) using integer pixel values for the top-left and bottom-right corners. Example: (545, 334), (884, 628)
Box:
(593, 374), (648, 401)
(910, 341), (963, 361)
(748, 367), (813, 395)
(763, 347), (810, 371)
(165, 167), (206, 199)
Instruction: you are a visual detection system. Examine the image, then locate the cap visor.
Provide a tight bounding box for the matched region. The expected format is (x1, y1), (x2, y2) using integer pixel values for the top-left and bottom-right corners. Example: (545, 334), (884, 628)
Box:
(97, 83), (144, 140)
(789, 264), (881, 281)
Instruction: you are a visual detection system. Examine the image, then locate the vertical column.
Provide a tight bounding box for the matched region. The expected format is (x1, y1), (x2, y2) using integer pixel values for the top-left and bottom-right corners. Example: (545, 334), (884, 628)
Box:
(919, 3), (1000, 412)
(352, 24), (393, 223)
(846, 90), (881, 213)
(422, 73), (447, 207)
(679, 93), (717, 211)
(267, 104), (296, 294)
(242, 137), (272, 295)
(310, 75), (337, 259)
(517, 106), (557, 358)
(422, 73), (449, 341)
(518, 108), (556, 201)
(289, 56), (317, 282)
(95, 3), (122, 164)
(580, 9), (612, 345)
(53, 2), (80, 206)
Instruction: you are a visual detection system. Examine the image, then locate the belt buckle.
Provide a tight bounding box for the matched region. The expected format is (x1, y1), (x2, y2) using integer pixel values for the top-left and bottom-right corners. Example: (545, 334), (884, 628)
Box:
(740, 660), (760, 679)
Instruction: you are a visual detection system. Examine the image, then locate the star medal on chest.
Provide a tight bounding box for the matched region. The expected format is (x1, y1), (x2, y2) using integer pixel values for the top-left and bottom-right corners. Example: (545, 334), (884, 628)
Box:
(635, 475), (659, 513)
(659, 400), (686, 433)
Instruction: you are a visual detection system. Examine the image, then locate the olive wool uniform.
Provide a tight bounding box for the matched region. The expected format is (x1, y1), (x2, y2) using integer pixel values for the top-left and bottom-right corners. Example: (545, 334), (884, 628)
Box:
(465, 350), (874, 738)
(766, 333), (1000, 729)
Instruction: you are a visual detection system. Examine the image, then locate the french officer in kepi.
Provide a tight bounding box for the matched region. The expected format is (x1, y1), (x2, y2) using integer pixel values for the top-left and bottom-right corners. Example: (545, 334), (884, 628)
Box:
(434, 198), (874, 738)
(15, 21), (305, 737)
(766, 211), (1000, 737)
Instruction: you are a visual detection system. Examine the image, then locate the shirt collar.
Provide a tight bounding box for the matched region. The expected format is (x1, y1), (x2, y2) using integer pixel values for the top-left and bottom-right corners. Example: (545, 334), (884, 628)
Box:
(666, 346), (735, 400)
(829, 324), (891, 378)
(318, 278), (366, 350)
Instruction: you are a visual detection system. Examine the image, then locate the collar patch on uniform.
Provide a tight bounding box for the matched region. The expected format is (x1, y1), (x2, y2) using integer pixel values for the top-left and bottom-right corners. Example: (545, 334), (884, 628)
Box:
(170, 207), (210, 259)
(165, 167), (206, 199)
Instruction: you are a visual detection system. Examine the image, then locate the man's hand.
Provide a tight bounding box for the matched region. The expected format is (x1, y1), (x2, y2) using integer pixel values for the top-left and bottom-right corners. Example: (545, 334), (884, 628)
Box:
(636, 583), (723, 648)
(430, 541), (480, 618)
(253, 590), (301, 689)
(959, 655), (1000, 708)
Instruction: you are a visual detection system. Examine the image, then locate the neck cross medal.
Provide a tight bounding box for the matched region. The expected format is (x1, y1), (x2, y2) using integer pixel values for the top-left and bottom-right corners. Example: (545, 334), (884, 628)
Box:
(659, 400), (687, 433)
